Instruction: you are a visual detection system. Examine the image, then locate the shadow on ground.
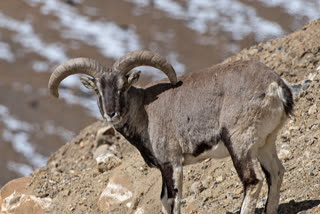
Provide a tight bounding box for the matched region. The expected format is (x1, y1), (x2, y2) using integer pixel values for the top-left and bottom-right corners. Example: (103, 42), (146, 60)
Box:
(228, 199), (320, 214)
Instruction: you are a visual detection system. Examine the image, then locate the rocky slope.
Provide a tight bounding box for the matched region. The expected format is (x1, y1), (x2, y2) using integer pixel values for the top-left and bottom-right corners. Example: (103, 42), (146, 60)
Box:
(1, 20), (320, 214)
(3, 0), (317, 186)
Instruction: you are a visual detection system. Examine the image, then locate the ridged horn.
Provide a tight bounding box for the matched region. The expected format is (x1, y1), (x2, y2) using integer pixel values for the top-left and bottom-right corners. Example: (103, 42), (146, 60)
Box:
(113, 50), (177, 85)
(48, 58), (106, 98)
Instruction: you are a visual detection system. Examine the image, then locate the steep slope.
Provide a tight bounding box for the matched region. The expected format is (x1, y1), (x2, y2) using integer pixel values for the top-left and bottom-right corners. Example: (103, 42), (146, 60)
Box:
(1, 20), (320, 214)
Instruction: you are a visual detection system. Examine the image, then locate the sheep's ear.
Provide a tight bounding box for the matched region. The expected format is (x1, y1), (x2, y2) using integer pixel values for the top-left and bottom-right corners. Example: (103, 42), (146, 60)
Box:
(126, 70), (141, 87)
(80, 76), (96, 90)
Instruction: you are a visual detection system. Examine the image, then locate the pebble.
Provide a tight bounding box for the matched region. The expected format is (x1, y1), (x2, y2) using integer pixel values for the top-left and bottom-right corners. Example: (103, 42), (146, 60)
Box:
(93, 144), (110, 159)
(215, 175), (224, 184)
(308, 104), (317, 115)
(235, 188), (243, 195)
(96, 153), (122, 172)
(279, 149), (291, 161)
(190, 181), (206, 194)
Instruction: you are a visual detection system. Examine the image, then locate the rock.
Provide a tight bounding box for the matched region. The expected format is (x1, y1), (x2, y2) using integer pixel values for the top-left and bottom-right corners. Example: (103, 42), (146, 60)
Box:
(308, 104), (317, 115)
(134, 207), (144, 214)
(279, 149), (291, 161)
(0, 176), (52, 214)
(79, 140), (88, 148)
(215, 175), (224, 184)
(93, 144), (110, 159)
(1, 192), (52, 214)
(98, 173), (133, 212)
(290, 84), (302, 97)
(257, 198), (266, 208)
(190, 181), (206, 194)
(235, 188), (243, 195)
(96, 152), (122, 172)
(0, 176), (31, 207)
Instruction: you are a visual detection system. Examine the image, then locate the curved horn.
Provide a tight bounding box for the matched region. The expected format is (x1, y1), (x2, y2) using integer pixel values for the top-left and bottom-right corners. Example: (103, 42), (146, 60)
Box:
(48, 58), (106, 98)
(113, 50), (177, 85)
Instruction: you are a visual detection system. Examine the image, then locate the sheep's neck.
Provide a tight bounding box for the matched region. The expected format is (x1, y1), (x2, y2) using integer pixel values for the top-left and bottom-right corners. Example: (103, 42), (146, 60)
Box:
(114, 87), (159, 167)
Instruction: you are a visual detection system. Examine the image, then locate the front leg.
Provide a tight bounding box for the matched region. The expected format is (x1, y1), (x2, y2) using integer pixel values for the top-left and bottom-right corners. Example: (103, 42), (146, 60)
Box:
(160, 163), (183, 214)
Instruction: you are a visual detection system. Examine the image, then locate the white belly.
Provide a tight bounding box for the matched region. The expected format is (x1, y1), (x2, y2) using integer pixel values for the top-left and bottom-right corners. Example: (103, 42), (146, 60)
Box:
(183, 142), (230, 165)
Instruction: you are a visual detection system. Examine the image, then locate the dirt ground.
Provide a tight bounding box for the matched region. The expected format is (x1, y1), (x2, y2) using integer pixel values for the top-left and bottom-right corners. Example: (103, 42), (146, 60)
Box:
(25, 20), (320, 214)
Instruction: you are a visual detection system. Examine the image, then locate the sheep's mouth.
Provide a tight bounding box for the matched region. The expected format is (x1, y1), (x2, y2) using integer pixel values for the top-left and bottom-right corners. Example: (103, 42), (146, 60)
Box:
(105, 113), (121, 125)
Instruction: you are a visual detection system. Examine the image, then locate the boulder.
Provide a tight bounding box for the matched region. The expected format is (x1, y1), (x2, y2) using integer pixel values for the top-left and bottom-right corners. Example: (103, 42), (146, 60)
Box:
(0, 176), (52, 214)
(98, 173), (133, 212)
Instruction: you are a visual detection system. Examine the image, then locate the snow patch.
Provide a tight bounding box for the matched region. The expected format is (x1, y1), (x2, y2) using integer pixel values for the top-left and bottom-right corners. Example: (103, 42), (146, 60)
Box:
(0, 104), (75, 174)
(58, 88), (101, 118)
(0, 105), (33, 132)
(24, 0), (141, 59)
(43, 121), (75, 141)
(7, 161), (34, 176)
(2, 130), (47, 168)
(255, 0), (320, 20)
(0, 12), (67, 64)
(32, 61), (49, 72)
(0, 42), (15, 62)
(126, 0), (284, 41)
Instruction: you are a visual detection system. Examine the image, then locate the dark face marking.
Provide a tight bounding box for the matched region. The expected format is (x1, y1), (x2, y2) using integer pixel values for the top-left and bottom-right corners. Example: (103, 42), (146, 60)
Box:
(95, 73), (129, 123)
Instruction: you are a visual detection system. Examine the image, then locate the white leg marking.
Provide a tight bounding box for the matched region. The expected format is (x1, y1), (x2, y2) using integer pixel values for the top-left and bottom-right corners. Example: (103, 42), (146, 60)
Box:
(161, 187), (170, 214)
(173, 165), (183, 214)
(241, 180), (263, 214)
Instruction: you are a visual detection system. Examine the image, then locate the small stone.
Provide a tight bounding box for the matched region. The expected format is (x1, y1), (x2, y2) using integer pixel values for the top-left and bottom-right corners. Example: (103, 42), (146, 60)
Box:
(215, 175), (224, 184)
(190, 181), (204, 194)
(279, 149), (291, 161)
(93, 144), (110, 159)
(79, 141), (85, 148)
(134, 208), (145, 214)
(180, 200), (186, 205)
(308, 104), (317, 115)
(235, 188), (243, 195)
(96, 153), (122, 173)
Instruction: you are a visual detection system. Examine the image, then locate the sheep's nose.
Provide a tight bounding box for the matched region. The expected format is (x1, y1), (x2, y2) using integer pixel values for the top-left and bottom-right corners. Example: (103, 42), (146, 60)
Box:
(107, 112), (116, 118)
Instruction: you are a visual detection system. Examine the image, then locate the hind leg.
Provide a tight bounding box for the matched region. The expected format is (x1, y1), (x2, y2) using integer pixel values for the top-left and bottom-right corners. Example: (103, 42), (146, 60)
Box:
(258, 133), (285, 214)
(223, 133), (264, 214)
(235, 152), (264, 214)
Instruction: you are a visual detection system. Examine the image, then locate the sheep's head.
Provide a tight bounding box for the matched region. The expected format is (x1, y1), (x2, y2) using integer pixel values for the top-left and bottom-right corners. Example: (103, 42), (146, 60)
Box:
(79, 70), (141, 124)
(48, 50), (177, 124)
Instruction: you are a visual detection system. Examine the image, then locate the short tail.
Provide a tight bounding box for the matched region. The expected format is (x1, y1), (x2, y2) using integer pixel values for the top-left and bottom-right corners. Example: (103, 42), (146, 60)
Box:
(266, 79), (294, 116)
(279, 78), (294, 116)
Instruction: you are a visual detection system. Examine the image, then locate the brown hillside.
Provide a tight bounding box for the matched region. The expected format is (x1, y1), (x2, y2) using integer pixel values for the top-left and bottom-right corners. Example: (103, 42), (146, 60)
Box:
(1, 20), (320, 214)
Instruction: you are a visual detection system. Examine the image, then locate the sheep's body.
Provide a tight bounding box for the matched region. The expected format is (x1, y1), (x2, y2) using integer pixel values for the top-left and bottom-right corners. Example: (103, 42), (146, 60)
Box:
(114, 60), (292, 214)
(48, 51), (293, 214)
